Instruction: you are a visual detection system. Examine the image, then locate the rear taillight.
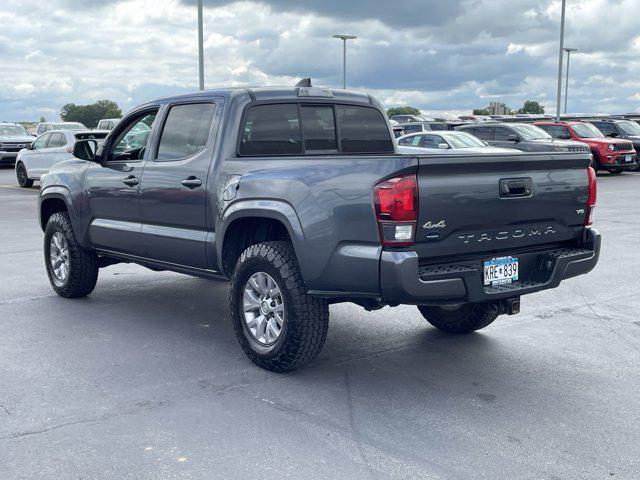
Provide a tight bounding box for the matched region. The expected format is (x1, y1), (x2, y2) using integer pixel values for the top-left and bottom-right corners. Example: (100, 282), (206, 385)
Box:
(585, 166), (597, 226)
(66, 146), (74, 154)
(373, 174), (418, 246)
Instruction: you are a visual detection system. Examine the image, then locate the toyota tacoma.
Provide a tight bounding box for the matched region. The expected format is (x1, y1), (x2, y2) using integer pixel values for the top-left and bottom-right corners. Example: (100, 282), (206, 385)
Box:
(38, 81), (601, 371)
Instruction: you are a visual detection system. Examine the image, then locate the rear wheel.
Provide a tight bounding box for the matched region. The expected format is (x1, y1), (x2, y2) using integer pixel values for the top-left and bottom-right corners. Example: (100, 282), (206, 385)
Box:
(417, 302), (499, 334)
(44, 212), (99, 298)
(229, 241), (329, 372)
(16, 162), (33, 188)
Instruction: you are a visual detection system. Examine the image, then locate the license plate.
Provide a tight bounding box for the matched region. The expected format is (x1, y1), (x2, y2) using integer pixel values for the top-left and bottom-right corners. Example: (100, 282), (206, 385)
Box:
(625, 155), (633, 163)
(484, 256), (519, 286)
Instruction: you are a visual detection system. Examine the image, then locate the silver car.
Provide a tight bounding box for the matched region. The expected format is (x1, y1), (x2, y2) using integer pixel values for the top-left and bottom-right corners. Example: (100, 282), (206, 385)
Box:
(15, 130), (108, 187)
(397, 130), (520, 154)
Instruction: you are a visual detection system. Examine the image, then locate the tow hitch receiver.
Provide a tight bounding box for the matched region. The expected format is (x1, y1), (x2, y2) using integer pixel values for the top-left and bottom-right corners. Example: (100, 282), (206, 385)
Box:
(498, 297), (520, 315)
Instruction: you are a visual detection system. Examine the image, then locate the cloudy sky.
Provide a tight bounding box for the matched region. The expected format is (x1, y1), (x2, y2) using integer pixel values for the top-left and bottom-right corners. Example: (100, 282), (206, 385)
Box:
(1, 0), (639, 121)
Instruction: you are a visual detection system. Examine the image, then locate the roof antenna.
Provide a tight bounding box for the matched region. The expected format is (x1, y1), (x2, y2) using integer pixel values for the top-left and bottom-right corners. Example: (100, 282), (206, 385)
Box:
(295, 78), (312, 87)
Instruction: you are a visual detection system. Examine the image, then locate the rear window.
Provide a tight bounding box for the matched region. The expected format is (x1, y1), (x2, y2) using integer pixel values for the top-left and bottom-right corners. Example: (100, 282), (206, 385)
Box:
(75, 132), (108, 140)
(239, 103), (393, 156)
(335, 105), (394, 154)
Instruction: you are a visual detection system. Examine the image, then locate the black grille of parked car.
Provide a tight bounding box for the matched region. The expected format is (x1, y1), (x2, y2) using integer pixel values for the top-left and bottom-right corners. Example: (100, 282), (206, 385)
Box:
(0, 142), (29, 152)
(612, 143), (632, 152)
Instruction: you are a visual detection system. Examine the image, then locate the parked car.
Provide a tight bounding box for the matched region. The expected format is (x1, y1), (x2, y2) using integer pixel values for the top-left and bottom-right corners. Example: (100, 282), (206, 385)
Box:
(585, 118), (640, 171)
(39, 83), (600, 372)
(397, 131), (519, 154)
(97, 118), (121, 131)
(535, 121), (636, 174)
(456, 122), (591, 153)
(0, 122), (37, 166)
(15, 130), (108, 187)
(390, 114), (435, 123)
(35, 122), (87, 136)
(400, 121), (452, 135)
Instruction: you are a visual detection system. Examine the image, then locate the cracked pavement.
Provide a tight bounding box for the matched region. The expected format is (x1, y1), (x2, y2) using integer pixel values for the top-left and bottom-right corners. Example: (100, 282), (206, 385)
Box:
(0, 167), (639, 479)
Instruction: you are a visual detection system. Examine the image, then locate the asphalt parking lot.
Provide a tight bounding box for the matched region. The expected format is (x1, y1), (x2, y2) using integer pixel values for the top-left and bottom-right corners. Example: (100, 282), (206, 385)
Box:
(1, 166), (639, 480)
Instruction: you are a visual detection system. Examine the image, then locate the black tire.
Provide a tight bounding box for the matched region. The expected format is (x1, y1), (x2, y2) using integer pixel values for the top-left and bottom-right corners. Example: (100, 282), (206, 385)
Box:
(229, 241), (329, 372)
(44, 211), (99, 298)
(16, 162), (34, 188)
(417, 302), (499, 334)
(609, 168), (624, 175)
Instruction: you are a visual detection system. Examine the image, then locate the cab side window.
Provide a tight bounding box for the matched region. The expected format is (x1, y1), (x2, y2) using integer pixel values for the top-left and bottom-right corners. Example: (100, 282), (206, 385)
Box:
(473, 127), (493, 141)
(47, 133), (67, 148)
(33, 133), (50, 150)
(592, 122), (615, 136)
(493, 127), (513, 141)
(156, 103), (215, 161)
(109, 111), (158, 161)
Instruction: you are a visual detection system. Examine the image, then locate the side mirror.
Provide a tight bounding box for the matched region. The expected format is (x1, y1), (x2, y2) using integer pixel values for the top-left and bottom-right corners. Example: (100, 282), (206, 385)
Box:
(559, 134), (571, 140)
(437, 143), (449, 149)
(608, 132), (619, 138)
(73, 139), (100, 162)
(507, 134), (520, 142)
(27, 142), (35, 150)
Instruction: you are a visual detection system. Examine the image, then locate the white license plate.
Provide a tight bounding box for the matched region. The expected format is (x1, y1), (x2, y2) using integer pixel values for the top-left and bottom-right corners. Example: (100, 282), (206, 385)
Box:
(625, 155), (633, 163)
(484, 256), (519, 286)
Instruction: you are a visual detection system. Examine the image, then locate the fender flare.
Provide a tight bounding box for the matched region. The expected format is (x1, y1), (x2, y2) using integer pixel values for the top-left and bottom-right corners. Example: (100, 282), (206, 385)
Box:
(216, 199), (306, 277)
(39, 186), (81, 234)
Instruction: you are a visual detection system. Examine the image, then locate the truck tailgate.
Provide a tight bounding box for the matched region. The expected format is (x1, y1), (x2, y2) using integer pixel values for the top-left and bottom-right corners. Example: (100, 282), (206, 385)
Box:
(413, 152), (591, 261)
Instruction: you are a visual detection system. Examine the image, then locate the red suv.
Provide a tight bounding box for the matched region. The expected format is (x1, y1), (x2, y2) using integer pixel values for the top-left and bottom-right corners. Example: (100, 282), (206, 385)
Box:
(535, 121), (636, 174)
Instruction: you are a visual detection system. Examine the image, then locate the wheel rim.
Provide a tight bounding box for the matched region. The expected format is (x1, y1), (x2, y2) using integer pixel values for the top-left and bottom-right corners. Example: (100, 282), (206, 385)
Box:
(17, 164), (27, 184)
(49, 232), (70, 286)
(242, 271), (285, 346)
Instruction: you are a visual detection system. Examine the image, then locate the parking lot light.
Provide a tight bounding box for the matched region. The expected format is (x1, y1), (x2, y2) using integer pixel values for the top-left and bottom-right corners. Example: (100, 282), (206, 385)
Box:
(332, 34), (357, 89)
(555, 0), (567, 121)
(564, 48), (578, 114)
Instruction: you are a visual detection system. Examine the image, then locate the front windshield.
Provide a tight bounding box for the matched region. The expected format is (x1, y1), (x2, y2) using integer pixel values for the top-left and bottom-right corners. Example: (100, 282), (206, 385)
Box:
(572, 123), (604, 138)
(445, 132), (487, 148)
(511, 124), (552, 140)
(0, 125), (30, 137)
(617, 120), (640, 136)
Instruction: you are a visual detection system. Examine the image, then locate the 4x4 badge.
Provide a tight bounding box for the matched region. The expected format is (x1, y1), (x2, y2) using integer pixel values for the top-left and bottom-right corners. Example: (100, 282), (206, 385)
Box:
(423, 220), (446, 229)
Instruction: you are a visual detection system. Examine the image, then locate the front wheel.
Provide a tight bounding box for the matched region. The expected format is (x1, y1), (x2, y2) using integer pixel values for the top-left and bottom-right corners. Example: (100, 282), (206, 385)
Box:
(417, 303), (499, 334)
(16, 162), (34, 188)
(44, 212), (99, 298)
(229, 241), (329, 372)
(609, 168), (624, 175)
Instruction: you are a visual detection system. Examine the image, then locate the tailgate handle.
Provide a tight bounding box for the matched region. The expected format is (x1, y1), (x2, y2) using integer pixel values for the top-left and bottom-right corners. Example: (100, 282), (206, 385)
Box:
(500, 178), (533, 198)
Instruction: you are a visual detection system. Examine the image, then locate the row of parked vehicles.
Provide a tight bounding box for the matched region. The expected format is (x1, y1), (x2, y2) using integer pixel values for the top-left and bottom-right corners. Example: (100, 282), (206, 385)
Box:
(390, 114), (640, 174)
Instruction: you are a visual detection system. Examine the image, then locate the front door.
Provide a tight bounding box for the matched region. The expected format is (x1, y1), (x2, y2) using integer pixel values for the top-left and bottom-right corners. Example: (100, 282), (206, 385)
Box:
(138, 100), (219, 269)
(83, 109), (159, 257)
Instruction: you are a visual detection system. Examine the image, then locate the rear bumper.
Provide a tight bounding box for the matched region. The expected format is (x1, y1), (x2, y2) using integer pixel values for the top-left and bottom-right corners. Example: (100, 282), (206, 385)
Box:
(380, 229), (600, 305)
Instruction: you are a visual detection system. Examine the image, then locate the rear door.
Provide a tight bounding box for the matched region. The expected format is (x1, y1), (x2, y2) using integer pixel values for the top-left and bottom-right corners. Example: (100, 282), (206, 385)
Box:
(413, 152), (590, 261)
(138, 100), (219, 269)
(492, 126), (518, 149)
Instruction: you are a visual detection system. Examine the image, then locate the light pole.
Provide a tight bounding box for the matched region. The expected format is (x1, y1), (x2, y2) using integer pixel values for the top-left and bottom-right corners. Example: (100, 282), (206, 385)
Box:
(555, 0), (567, 121)
(563, 47), (578, 114)
(197, 0), (204, 91)
(332, 34), (357, 89)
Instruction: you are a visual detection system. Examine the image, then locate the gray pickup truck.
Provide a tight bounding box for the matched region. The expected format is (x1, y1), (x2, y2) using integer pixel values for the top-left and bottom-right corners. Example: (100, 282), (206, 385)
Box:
(38, 81), (600, 371)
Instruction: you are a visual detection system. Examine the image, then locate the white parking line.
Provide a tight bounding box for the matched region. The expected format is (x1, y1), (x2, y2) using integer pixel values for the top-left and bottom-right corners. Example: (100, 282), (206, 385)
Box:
(0, 185), (39, 192)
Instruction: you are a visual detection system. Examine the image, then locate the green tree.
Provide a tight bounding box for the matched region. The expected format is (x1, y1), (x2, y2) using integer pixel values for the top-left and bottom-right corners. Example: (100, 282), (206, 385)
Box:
(60, 100), (122, 128)
(386, 106), (422, 118)
(517, 100), (545, 115)
(39, 116), (47, 123)
(472, 108), (490, 116)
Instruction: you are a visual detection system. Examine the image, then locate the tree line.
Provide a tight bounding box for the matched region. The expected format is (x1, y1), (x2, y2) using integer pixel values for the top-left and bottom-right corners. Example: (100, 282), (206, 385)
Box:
(59, 100), (122, 128)
(388, 100), (545, 118)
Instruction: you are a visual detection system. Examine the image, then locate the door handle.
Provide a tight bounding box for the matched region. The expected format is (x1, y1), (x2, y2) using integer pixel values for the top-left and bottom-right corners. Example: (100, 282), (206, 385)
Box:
(122, 175), (139, 187)
(499, 178), (533, 198)
(180, 176), (202, 189)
